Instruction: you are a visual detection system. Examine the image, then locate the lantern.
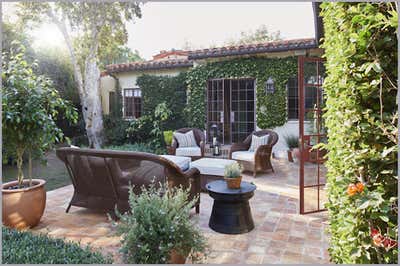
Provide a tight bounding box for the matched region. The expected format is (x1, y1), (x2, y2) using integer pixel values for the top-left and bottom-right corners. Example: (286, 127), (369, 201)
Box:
(265, 77), (275, 94)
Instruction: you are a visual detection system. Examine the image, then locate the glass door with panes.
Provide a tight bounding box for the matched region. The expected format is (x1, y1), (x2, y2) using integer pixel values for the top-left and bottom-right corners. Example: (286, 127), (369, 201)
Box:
(206, 78), (255, 144)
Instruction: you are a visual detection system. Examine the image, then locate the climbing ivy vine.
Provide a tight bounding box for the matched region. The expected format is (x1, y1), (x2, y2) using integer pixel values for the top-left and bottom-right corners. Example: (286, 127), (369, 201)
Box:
(321, 2), (397, 264)
(185, 57), (297, 129)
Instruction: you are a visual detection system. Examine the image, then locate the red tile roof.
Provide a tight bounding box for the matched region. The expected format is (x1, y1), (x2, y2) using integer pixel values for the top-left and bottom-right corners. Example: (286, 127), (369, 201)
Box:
(105, 59), (193, 73)
(188, 38), (317, 59)
(104, 38), (317, 74)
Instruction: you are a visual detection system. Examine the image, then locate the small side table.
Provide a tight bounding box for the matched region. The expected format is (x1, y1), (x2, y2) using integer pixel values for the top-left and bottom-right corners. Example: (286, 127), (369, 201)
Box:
(206, 180), (256, 234)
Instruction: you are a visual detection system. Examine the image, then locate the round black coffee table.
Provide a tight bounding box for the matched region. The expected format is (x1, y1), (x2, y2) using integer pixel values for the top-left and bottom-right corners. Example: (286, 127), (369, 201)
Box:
(206, 180), (256, 234)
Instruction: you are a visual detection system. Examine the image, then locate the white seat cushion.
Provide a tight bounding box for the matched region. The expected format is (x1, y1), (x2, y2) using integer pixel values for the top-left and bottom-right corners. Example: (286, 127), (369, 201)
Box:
(160, 155), (191, 171)
(190, 158), (236, 176)
(174, 130), (198, 148)
(248, 134), (269, 152)
(176, 147), (201, 157)
(231, 151), (255, 162)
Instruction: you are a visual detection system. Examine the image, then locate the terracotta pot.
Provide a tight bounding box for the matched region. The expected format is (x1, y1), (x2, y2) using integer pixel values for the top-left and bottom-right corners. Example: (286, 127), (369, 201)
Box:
(2, 179), (46, 229)
(287, 150), (294, 162)
(169, 249), (187, 264)
(224, 176), (242, 189)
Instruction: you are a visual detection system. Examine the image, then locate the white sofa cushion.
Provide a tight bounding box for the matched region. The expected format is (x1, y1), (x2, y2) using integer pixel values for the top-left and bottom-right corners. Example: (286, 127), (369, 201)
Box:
(176, 147), (201, 157)
(190, 158), (236, 176)
(232, 151), (255, 162)
(160, 155), (191, 171)
(248, 134), (269, 152)
(174, 130), (197, 148)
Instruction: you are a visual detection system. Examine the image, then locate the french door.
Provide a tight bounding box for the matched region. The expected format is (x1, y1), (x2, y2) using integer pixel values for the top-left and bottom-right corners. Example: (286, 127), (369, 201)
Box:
(206, 78), (255, 144)
(298, 56), (327, 214)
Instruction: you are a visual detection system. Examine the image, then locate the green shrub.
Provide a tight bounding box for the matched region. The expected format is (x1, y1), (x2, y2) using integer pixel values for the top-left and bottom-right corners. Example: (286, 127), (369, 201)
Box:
(114, 183), (208, 264)
(283, 134), (299, 150)
(103, 114), (130, 145)
(163, 130), (173, 146)
(321, 2), (397, 263)
(2, 227), (112, 264)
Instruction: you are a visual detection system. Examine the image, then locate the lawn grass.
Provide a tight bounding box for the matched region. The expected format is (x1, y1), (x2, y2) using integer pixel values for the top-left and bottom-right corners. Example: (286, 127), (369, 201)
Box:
(2, 151), (71, 191)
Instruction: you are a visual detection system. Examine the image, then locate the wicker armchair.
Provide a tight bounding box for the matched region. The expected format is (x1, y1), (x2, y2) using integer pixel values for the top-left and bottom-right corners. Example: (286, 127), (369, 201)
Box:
(168, 128), (205, 161)
(56, 148), (201, 216)
(229, 130), (279, 177)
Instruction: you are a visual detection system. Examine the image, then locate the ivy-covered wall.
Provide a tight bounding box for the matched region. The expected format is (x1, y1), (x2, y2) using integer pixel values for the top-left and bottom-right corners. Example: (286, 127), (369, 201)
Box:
(185, 57), (297, 129)
(321, 2), (397, 264)
(136, 73), (188, 130)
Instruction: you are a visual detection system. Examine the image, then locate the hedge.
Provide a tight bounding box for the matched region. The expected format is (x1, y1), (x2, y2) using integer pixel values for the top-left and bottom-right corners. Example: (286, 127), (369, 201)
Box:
(185, 57), (297, 129)
(321, 2), (398, 263)
(2, 227), (113, 264)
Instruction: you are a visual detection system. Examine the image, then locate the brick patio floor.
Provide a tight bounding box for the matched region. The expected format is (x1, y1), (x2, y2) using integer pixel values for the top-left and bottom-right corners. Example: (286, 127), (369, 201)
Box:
(32, 158), (330, 264)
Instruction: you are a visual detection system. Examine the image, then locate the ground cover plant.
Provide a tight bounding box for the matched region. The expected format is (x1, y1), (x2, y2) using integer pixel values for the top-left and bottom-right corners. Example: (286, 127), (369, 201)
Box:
(2, 227), (113, 264)
(321, 2), (398, 263)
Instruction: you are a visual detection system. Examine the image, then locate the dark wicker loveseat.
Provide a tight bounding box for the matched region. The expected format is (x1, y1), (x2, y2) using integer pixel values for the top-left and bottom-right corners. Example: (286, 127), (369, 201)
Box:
(56, 147), (201, 215)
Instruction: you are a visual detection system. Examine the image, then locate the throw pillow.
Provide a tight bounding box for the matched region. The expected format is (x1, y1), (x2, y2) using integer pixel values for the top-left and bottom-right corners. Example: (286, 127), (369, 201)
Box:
(174, 130), (198, 147)
(248, 134), (269, 152)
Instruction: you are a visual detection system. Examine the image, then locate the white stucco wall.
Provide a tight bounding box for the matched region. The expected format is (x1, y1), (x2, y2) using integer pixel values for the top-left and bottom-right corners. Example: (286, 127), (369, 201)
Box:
(100, 67), (190, 115)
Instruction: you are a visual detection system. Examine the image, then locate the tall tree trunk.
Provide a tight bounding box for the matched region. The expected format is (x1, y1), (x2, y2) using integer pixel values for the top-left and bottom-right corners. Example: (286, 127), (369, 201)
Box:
(48, 9), (103, 148)
(84, 57), (103, 148)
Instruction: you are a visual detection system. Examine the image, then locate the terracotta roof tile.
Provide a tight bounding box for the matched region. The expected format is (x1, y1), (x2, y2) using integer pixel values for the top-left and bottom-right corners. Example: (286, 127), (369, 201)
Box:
(105, 59), (193, 74)
(188, 38), (317, 59)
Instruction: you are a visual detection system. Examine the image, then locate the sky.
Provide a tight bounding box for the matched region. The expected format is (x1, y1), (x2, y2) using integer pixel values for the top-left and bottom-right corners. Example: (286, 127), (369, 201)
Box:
(3, 2), (315, 60)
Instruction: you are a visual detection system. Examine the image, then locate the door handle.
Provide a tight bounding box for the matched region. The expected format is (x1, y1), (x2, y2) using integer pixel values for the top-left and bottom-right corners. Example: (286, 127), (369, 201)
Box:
(231, 111), (235, 122)
(220, 111), (224, 123)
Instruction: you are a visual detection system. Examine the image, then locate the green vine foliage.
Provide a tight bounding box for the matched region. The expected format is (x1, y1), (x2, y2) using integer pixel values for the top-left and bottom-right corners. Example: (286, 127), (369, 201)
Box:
(321, 2), (398, 263)
(137, 73), (188, 130)
(185, 57), (297, 129)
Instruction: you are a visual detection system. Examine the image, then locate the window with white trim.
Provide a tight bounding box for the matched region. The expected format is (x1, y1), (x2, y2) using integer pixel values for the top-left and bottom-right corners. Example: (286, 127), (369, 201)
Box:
(123, 88), (142, 118)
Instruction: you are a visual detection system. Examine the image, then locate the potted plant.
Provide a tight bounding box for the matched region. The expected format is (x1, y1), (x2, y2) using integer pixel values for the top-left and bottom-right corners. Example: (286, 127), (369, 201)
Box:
(283, 134), (300, 162)
(224, 162), (243, 189)
(163, 130), (174, 154)
(2, 44), (77, 229)
(113, 183), (208, 264)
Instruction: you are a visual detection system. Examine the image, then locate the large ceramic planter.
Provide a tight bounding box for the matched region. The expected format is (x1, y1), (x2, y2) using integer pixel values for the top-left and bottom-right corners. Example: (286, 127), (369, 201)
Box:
(224, 176), (242, 189)
(2, 179), (46, 229)
(169, 249), (187, 264)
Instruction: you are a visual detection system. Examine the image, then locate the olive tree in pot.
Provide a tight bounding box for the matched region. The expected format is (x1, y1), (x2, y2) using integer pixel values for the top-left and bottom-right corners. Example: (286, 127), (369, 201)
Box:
(113, 183), (208, 264)
(2, 44), (77, 229)
(283, 134), (300, 162)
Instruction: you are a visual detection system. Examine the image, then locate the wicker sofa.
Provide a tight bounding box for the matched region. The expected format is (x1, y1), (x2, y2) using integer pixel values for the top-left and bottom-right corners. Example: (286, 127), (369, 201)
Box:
(56, 147), (201, 215)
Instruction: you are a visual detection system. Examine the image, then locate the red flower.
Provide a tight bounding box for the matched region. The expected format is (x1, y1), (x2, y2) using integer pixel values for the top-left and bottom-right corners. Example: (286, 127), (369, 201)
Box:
(370, 228), (379, 237)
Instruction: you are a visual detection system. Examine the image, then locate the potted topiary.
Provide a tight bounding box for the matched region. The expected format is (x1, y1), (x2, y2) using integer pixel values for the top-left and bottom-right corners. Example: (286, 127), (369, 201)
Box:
(224, 162), (243, 189)
(113, 183), (208, 264)
(283, 134), (299, 162)
(163, 130), (174, 154)
(2, 44), (77, 229)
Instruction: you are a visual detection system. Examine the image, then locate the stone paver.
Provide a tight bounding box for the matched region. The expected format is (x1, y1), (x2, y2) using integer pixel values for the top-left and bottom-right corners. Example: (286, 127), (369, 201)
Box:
(31, 158), (330, 264)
